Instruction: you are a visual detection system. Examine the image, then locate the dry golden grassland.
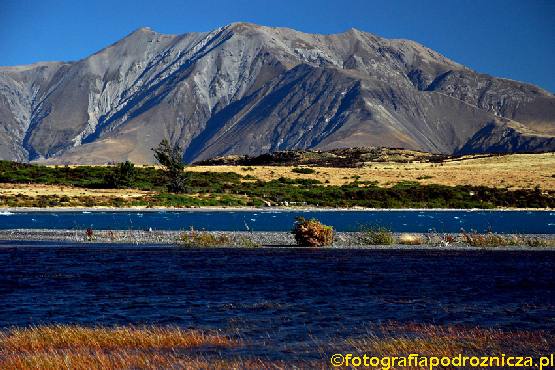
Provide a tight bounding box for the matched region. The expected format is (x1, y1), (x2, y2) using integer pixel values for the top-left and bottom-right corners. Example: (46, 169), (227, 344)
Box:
(0, 184), (152, 199)
(190, 152), (555, 190)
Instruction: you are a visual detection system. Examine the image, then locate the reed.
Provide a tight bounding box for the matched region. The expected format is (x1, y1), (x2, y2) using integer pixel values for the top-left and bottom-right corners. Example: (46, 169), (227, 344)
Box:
(344, 323), (554, 358)
(1, 324), (235, 351)
(0, 349), (305, 370)
(460, 229), (520, 247)
(1, 323), (553, 369)
(0, 325), (242, 370)
(460, 229), (555, 248)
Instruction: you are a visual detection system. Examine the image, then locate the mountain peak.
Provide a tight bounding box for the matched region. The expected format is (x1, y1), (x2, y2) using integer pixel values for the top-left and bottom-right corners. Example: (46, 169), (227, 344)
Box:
(135, 26), (155, 33)
(124, 27), (158, 39)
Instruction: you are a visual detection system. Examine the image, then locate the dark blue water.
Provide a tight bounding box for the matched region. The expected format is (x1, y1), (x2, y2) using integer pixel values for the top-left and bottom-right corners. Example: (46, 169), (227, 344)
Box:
(1, 210), (555, 233)
(1, 243), (554, 360)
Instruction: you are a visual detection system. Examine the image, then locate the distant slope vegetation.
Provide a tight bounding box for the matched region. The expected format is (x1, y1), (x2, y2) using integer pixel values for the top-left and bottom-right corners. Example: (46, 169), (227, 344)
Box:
(0, 22), (554, 164)
(194, 147), (451, 167)
(193, 146), (537, 167)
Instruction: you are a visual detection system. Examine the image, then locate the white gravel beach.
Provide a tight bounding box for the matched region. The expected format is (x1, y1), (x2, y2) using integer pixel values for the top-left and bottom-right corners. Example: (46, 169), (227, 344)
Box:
(1, 229), (555, 250)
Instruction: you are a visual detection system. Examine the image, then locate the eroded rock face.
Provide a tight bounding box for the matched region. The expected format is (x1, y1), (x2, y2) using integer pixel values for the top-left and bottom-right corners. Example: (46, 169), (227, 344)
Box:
(0, 22), (554, 164)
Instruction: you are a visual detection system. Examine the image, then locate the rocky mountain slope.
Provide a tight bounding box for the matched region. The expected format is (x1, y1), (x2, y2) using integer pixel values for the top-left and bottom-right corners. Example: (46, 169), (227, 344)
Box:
(1, 22), (554, 164)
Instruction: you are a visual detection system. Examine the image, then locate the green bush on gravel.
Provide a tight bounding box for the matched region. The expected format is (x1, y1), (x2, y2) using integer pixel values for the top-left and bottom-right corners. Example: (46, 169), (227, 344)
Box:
(291, 216), (333, 247)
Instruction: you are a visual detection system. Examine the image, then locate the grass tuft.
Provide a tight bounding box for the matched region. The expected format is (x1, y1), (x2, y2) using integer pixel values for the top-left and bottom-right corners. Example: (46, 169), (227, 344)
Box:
(354, 223), (395, 245)
(178, 227), (231, 247)
(398, 233), (423, 245)
(176, 228), (260, 248)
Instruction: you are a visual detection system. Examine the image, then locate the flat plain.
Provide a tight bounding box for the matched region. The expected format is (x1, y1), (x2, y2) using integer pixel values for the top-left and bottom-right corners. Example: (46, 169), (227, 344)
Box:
(0, 152), (554, 204)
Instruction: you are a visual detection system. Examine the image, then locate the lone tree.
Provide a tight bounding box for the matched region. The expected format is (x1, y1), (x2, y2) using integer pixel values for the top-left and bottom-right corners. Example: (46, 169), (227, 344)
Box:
(152, 139), (188, 193)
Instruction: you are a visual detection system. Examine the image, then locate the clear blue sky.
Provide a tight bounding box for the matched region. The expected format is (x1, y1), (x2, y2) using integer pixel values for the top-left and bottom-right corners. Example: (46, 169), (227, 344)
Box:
(1, 0), (554, 93)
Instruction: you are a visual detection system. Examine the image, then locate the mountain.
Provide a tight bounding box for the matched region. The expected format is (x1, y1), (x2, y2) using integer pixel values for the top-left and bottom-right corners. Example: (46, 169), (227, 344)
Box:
(1, 22), (554, 164)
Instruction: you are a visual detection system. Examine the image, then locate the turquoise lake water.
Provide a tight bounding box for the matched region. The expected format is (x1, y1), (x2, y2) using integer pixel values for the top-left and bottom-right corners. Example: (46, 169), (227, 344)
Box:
(1, 209), (555, 233)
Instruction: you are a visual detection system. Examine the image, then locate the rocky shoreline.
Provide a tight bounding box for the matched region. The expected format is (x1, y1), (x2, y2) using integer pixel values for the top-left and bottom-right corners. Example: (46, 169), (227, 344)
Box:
(1, 229), (555, 250)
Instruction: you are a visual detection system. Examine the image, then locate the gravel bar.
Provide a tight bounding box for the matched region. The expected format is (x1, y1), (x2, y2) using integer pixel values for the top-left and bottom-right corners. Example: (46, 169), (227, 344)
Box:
(1, 229), (555, 250)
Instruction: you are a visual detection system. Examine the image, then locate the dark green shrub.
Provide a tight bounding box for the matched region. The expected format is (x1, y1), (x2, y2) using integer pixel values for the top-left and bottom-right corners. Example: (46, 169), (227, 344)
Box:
(292, 167), (315, 174)
(104, 161), (137, 188)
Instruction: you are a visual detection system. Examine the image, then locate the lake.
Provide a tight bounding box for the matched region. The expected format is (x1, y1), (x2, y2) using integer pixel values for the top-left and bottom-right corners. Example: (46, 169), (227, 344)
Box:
(1, 209), (555, 233)
(1, 244), (554, 361)
(2, 209), (554, 361)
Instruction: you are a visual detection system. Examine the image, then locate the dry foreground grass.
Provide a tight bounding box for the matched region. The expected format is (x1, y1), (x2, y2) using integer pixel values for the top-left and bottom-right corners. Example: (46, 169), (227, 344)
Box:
(1, 324), (553, 369)
(0, 152), (554, 202)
